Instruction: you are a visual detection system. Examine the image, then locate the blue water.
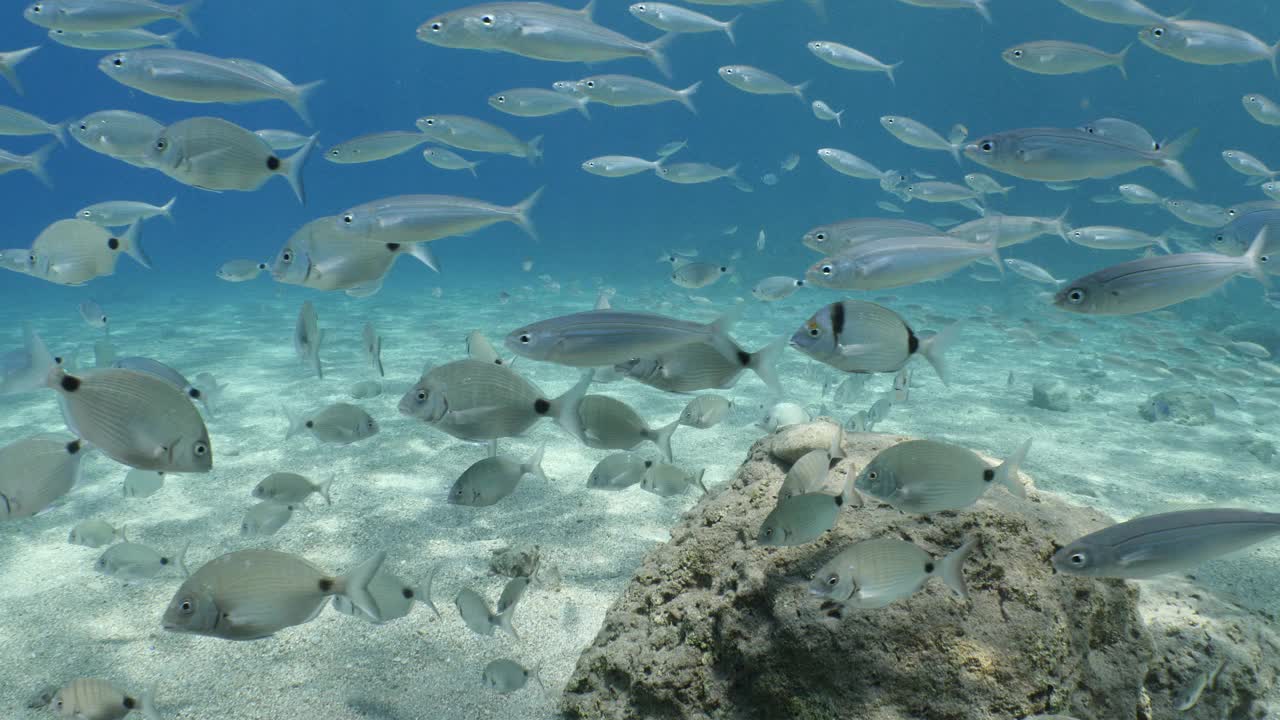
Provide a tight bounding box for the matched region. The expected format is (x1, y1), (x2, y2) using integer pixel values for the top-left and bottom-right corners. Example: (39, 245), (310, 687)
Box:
(3, 0), (1280, 718)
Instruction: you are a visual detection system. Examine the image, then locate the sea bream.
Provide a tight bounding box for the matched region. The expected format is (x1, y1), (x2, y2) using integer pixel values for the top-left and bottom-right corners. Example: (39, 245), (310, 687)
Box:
(964, 124), (1197, 188)
(0, 435), (86, 519)
(26, 219), (148, 286)
(507, 308), (744, 368)
(790, 300), (959, 384)
(271, 217), (440, 296)
(70, 109), (162, 167)
(616, 336), (784, 395)
(333, 189), (541, 244)
(144, 117), (317, 203)
(810, 537), (979, 610)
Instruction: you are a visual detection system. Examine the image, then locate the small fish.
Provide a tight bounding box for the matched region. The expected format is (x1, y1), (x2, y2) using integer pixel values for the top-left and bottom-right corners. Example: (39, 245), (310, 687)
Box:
(1222, 149), (1277, 179)
(483, 659), (544, 694)
(781, 153), (800, 171)
(216, 258), (267, 281)
(332, 565), (438, 623)
(617, 335), (784, 395)
(294, 300), (323, 379)
(362, 321), (384, 378)
(802, 217), (935, 254)
(271, 218), (439, 294)
(25, 0), (200, 33)
(751, 276), (804, 302)
(1139, 20), (1278, 72)
(778, 426), (845, 500)
(629, 3), (736, 43)
(807, 40), (899, 83)
(465, 330), (509, 366)
(1053, 508), (1280, 579)
(1118, 182), (1163, 204)
(581, 155), (664, 177)
(758, 492), (845, 546)
(758, 402), (810, 432)
(811, 100), (843, 126)
(0, 142), (54, 186)
(1163, 198), (1229, 228)
(416, 114), (542, 163)
(678, 394), (732, 429)
(284, 403), (378, 445)
(577, 395), (679, 461)
(575, 74), (699, 113)
(856, 438), (1029, 513)
(657, 139), (687, 157)
(455, 586), (519, 639)
(507, 309), (741, 368)
(240, 501), (297, 537)
(50, 678), (158, 720)
(1056, 0), (1168, 25)
(877, 201), (903, 213)
(790, 300), (958, 384)
(963, 173), (1013, 196)
(145, 116), (316, 203)
(449, 444), (546, 506)
(78, 300), (109, 330)
(656, 161), (740, 185)
(76, 198), (175, 227)
(422, 146), (482, 177)
(68, 518), (126, 547)
(49, 26), (180, 50)
(671, 261), (731, 289)
(325, 131), (429, 164)
(0, 105), (66, 144)
(1242, 93), (1280, 126)
(70, 109), (161, 166)
(0, 435), (86, 519)
(1068, 225), (1170, 253)
(162, 549), (385, 639)
(335, 189), (541, 244)
(717, 65), (808, 99)
(807, 235), (1000, 291)
(810, 537), (978, 609)
(1002, 40), (1129, 78)
(901, 180), (982, 205)
(892, 0), (990, 22)
(0, 45), (40, 94)
(965, 125), (1196, 188)
(96, 540), (188, 581)
(817, 148), (882, 179)
(122, 469), (164, 498)
(756, 229), (766, 251)
(1004, 258), (1063, 286)
(253, 472), (333, 505)
(587, 453), (651, 490)
(640, 463), (706, 496)
(881, 115), (965, 164)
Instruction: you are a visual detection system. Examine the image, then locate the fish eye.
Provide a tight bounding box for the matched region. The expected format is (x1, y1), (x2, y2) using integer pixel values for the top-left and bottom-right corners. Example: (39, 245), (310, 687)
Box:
(179, 597), (194, 614)
(519, 334), (531, 344)
(807, 327), (820, 337)
(155, 138), (166, 150)
(1066, 288), (1086, 304)
(481, 14), (494, 24)
(980, 141), (993, 152)
(31, 3), (42, 11)
(80, 210), (91, 218)
(329, 149), (340, 156)
(495, 95), (505, 103)
(430, 21), (442, 31)
(112, 57), (123, 66)
(820, 265), (832, 275)
(867, 470), (878, 480)
(814, 232), (826, 241)
(78, 123), (87, 130)
(416, 390), (427, 401)
(762, 527), (772, 538)
(343, 214), (354, 224)
(826, 574), (839, 586)
(1152, 27), (1164, 37)
(193, 442), (208, 456)
(586, 80), (595, 87)
(423, 118), (435, 125)
(1069, 552), (1087, 566)
(1213, 234), (1224, 244)
(1012, 49), (1023, 58)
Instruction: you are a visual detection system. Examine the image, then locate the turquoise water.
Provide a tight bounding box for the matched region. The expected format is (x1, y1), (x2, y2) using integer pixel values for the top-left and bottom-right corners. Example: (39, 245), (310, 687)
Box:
(2, 0), (1280, 718)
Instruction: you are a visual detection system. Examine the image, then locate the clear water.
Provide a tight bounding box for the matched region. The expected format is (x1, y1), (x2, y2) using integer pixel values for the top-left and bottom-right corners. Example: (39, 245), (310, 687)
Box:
(1, 0), (1279, 718)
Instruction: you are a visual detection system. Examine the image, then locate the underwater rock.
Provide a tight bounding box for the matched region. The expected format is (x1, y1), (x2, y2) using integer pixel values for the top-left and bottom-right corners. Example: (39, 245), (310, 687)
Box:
(561, 431), (1280, 720)
(1139, 391), (1216, 426)
(766, 418), (843, 463)
(1031, 379), (1072, 412)
(489, 543), (540, 578)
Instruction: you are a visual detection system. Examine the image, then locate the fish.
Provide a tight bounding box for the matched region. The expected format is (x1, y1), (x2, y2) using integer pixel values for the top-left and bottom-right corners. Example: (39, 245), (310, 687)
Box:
(271, 218), (439, 294)
(1069, 225), (1171, 253)
(965, 125), (1196, 188)
(24, 0), (200, 32)
(482, 659), (544, 694)
(810, 537), (978, 609)
(98, 49), (322, 124)
(806, 40), (899, 83)
(856, 438), (1029, 513)
(1054, 229), (1271, 315)
(1139, 20), (1278, 73)
(416, 114), (542, 163)
(816, 148), (882, 179)
(78, 299), (109, 330)
(283, 403), (379, 445)
(253, 472), (333, 505)
(628, 2), (736, 43)
(362, 321), (384, 378)
(758, 402), (810, 432)
(679, 394), (732, 429)
(1056, 0), (1168, 25)
(455, 586), (519, 639)
(0, 105), (66, 144)
(1004, 259), (1063, 286)
(880, 115), (965, 163)
(26, 219), (148, 286)
(162, 549), (385, 640)
(399, 359), (590, 441)
(448, 444), (546, 506)
(758, 492), (845, 546)
(582, 155), (664, 177)
(780, 153), (799, 171)
(332, 565), (438, 623)
(575, 74), (699, 113)
(802, 217), (936, 254)
(790, 300), (958, 384)
(576, 395), (678, 460)
(639, 463), (706, 496)
(1211, 201), (1280, 256)
(48, 26), (180, 50)
(0, 142), (54, 186)
(671, 261), (730, 289)
(216, 259), (267, 282)
(656, 161), (740, 185)
(1222, 149), (1277, 179)
(1242, 93), (1280, 126)
(1163, 198), (1229, 228)
(506, 308), (741, 368)
(778, 425), (845, 500)
(587, 452), (651, 489)
(717, 65), (807, 99)
(616, 335), (784, 395)
(254, 128), (310, 151)
(1002, 40), (1129, 78)
(1053, 508), (1280, 579)
(240, 501), (297, 537)
(70, 109), (161, 166)
(334, 189), (541, 244)
(293, 300), (323, 379)
(50, 366), (211, 472)
(0, 45), (40, 94)
(122, 468), (164, 498)
(76, 198), (175, 227)
(69, 518), (126, 547)
(0, 435), (86, 519)
(807, 235), (1001, 291)
(488, 87), (591, 118)
(963, 173), (1013, 196)
(325, 131), (429, 164)
(466, 330), (509, 366)
(422, 146), (482, 176)
(106, 358), (205, 419)
(1118, 182), (1162, 204)
(948, 212), (1069, 247)
(658, 139), (687, 157)
(901, 180), (982, 205)
(50, 678), (159, 720)
(96, 540), (188, 581)
(892, 0), (990, 22)
(145, 117), (316, 203)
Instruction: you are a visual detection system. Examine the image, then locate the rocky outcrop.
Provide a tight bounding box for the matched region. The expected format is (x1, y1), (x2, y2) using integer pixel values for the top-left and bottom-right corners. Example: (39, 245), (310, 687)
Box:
(1030, 379), (1072, 412)
(561, 425), (1279, 720)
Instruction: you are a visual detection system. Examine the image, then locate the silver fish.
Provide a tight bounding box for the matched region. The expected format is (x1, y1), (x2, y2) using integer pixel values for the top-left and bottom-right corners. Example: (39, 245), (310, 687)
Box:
(465, 330), (509, 366)
(325, 131), (428, 164)
(50, 366), (211, 472)
(50, 678), (158, 720)
(240, 501), (297, 537)
(758, 492), (845, 546)
(1221, 149), (1276, 178)
(70, 109), (161, 166)
(448, 444), (546, 506)
(488, 87), (591, 118)
(1002, 40), (1128, 78)
(880, 115), (964, 163)
(1056, 0), (1168, 25)
(253, 472), (333, 505)
(69, 518), (126, 547)
(48, 26), (179, 50)
(284, 403), (378, 445)
(1004, 258), (1062, 285)
(790, 300), (958, 384)
(78, 299), (108, 330)
(76, 198), (174, 227)
(670, 261), (730, 289)
(777, 426), (844, 500)
(1118, 182), (1163, 204)
(576, 395), (678, 461)
(947, 213), (1069, 248)
(99, 49), (322, 124)
(162, 549), (385, 640)
(616, 336), (784, 395)
(856, 438), (1029, 512)
(965, 125), (1196, 188)
(0, 45), (40, 95)
(216, 258), (267, 282)
(582, 155), (663, 177)
(496, 576), (529, 614)
(294, 300), (323, 378)
(717, 64), (807, 99)
(678, 394), (731, 428)
(1053, 508), (1280, 579)
(575, 74), (699, 113)
(145, 117), (316, 203)
(811, 100), (843, 126)
(271, 218), (438, 294)
(1068, 225), (1171, 252)
(816, 148), (882, 180)
(335, 189), (541, 244)
(810, 537), (978, 609)
(422, 146), (482, 176)
(628, 2), (736, 43)
(416, 114), (542, 162)
(96, 540), (188, 580)
(122, 468), (164, 498)
(1242, 93), (1280, 126)
(24, 0), (200, 32)
(332, 565), (438, 624)
(0, 435), (85, 519)
(455, 586), (519, 639)
(362, 321), (384, 377)
(587, 452), (651, 489)
(963, 172), (1013, 196)
(1211, 201), (1280, 256)
(1163, 198), (1228, 228)
(506, 308), (741, 367)
(892, 0), (989, 21)
(656, 161), (739, 184)
(0, 142), (54, 186)
(0, 105), (66, 144)
(27, 219), (147, 286)
(640, 463), (706, 496)
(751, 275), (804, 301)
(807, 40), (899, 83)
(482, 659), (544, 694)
(806, 236), (1000, 291)
(1139, 20), (1277, 73)
(802, 217), (936, 254)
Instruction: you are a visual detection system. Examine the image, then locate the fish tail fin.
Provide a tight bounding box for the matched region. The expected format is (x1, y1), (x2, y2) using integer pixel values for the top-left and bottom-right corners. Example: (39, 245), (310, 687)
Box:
(161, 29), (182, 48)
(1155, 229), (1173, 254)
(693, 468), (708, 495)
(50, 120), (67, 146)
(678, 80), (700, 115)
(160, 197), (177, 224)
(318, 476), (334, 506)
(550, 371), (593, 442)
(119, 222), (151, 269)
(918, 321), (961, 386)
(466, 159), (480, 178)
(175, 541), (190, 578)
(524, 134), (543, 166)
(1156, 128), (1197, 189)
(1244, 227), (1273, 288)
(834, 109), (844, 128)
(1053, 207), (1071, 241)
(175, 0), (202, 35)
(281, 134), (317, 205)
(0, 45), (39, 95)
(407, 242), (440, 273)
(938, 537), (978, 600)
(25, 141), (55, 188)
(706, 304), (744, 363)
(495, 599), (520, 640)
(654, 419), (679, 463)
(576, 0), (596, 19)
(996, 438), (1031, 498)
(421, 565), (441, 619)
(983, 234), (1002, 273)
(287, 79), (325, 126)
(512, 186), (543, 241)
(973, 0), (991, 22)
(337, 551), (387, 621)
(885, 61), (902, 86)
(645, 33), (676, 79)
(748, 335), (787, 397)
(283, 405), (306, 440)
(724, 15), (739, 45)
(1116, 43), (1131, 80)
(525, 443), (547, 483)
(724, 162), (741, 182)
(793, 79), (811, 103)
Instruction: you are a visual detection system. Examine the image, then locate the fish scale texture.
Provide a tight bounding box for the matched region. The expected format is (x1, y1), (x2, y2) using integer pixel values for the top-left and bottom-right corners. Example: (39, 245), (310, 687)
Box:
(561, 426), (1280, 719)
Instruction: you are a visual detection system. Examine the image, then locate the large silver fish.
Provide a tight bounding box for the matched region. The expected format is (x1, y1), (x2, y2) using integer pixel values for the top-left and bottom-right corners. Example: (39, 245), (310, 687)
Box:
(334, 189), (541, 244)
(806, 235), (1000, 291)
(70, 109), (162, 166)
(801, 217), (936, 254)
(855, 438), (1030, 513)
(789, 300), (958, 384)
(145, 117), (316, 203)
(616, 336), (784, 395)
(27, 219), (148, 286)
(271, 217), (439, 295)
(24, 0), (199, 32)
(965, 125), (1196, 188)
(0, 435), (86, 519)
(1139, 19), (1278, 73)
(575, 394), (678, 461)
(506, 308), (741, 368)
(809, 537), (978, 610)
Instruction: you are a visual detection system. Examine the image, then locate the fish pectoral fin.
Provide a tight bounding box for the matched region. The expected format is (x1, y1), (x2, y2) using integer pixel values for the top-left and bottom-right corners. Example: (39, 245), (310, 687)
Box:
(1116, 547), (1158, 567)
(443, 405), (508, 423)
(836, 343), (879, 358)
(127, 419), (176, 461)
